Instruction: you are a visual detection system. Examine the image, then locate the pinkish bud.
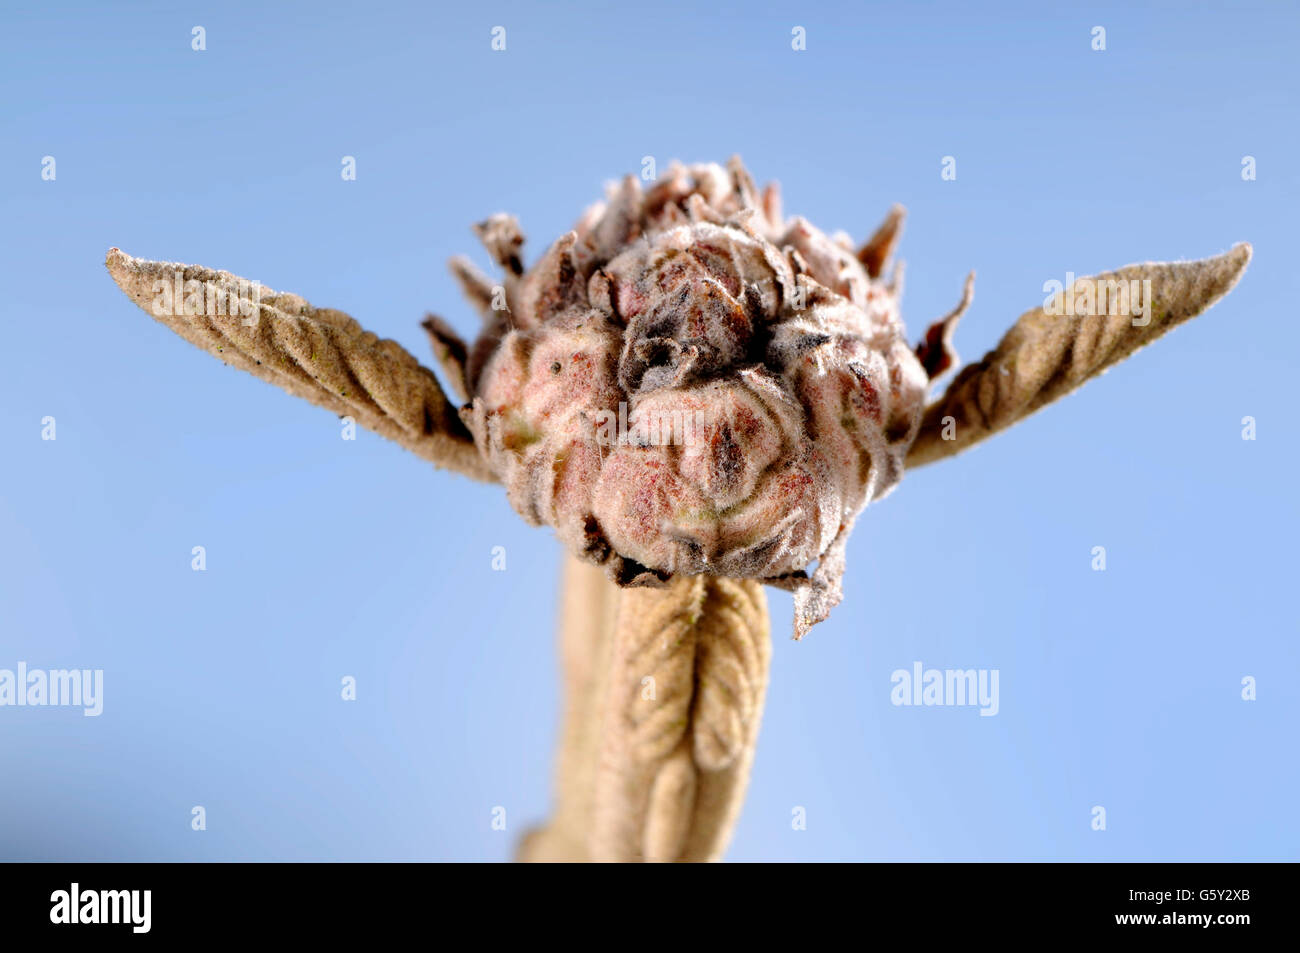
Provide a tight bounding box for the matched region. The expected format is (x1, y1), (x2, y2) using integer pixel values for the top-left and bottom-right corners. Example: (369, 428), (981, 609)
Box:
(461, 159), (931, 634)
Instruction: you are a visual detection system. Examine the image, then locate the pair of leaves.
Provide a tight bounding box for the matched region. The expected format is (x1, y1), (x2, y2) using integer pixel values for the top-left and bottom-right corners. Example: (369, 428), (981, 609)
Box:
(106, 244), (1251, 479)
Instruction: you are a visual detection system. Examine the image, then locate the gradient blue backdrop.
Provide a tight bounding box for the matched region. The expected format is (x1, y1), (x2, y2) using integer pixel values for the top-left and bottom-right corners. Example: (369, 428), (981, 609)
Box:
(1, 0), (1295, 861)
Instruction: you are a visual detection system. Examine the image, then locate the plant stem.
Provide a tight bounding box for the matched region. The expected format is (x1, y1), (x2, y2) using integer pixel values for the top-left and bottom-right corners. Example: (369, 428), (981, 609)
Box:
(521, 554), (771, 862)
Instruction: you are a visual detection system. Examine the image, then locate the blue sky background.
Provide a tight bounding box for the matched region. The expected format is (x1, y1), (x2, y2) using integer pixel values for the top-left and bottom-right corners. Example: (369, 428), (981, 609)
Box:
(1, 0), (1295, 861)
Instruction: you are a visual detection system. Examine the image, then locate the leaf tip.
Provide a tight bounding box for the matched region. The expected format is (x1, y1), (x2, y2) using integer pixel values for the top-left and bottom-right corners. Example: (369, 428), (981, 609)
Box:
(1227, 240), (1252, 275)
(105, 247), (144, 299)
